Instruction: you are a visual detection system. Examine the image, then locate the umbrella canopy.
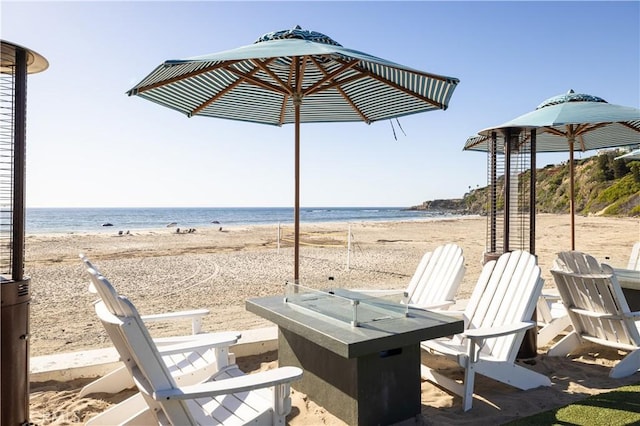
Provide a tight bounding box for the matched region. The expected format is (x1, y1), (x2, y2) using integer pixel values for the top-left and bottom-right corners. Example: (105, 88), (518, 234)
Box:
(128, 26), (460, 280)
(465, 91), (640, 153)
(464, 90), (640, 250)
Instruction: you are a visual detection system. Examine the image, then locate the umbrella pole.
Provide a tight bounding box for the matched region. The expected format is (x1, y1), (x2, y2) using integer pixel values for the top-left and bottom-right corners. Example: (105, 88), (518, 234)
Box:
(294, 95), (301, 283)
(569, 138), (575, 250)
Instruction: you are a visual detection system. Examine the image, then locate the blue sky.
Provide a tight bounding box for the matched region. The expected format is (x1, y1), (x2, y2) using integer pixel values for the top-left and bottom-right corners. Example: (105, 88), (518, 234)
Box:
(2, 1), (639, 208)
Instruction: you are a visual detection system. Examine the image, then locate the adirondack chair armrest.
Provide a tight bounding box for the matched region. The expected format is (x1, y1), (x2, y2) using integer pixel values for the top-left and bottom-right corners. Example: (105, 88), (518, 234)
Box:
(540, 291), (561, 303)
(156, 332), (240, 355)
(141, 308), (210, 322)
(569, 308), (640, 321)
(408, 300), (455, 310)
(350, 289), (408, 300)
(153, 331), (241, 346)
(153, 366), (303, 400)
(351, 289), (403, 295)
(436, 309), (465, 320)
(141, 308), (210, 334)
(463, 321), (535, 340)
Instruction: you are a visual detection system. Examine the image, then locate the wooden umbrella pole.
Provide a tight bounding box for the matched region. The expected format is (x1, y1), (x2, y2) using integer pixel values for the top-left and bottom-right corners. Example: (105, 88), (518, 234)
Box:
(293, 57), (302, 283)
(569, 137), (575, 250)
(294, 101), (300, 283)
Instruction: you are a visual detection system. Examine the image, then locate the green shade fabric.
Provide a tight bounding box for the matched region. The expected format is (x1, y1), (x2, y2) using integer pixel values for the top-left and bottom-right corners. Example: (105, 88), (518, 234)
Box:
(127, 26), (459, 126)
(464, 90), (640, 154)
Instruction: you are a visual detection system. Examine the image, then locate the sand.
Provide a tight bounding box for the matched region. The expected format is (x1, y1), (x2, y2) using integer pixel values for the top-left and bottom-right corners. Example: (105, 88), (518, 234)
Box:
(24, 214), (640, 424)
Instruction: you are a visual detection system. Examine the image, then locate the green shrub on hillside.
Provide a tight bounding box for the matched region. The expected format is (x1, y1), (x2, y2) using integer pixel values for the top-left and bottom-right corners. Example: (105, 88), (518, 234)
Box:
(596, 174), (640, 204)
(629, 161), (640, 182)
(449, 153), (637, 217)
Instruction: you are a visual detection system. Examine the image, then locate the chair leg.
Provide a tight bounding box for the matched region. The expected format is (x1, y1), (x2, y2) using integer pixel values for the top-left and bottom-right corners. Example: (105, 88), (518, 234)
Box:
(85, 393), (154, 425)
(273, 382), (292, 419)
(537, 315), (572, 347)
(547, 331), (581, 357)
(473, 359), (551, 389)
(610, 349), (640, 378)
(420, 364), (465, 397)
(79, 364), (134, 397)
(462, 361), (475, 411)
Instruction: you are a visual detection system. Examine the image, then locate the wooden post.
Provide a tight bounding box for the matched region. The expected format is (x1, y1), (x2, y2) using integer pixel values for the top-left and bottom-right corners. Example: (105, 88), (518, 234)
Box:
(529, 129), (536, 255)
(490, 132), (497, 254)
(346, 225), (351, 271)
(277, 222), (281, 254)
(503, 128), (512, 253)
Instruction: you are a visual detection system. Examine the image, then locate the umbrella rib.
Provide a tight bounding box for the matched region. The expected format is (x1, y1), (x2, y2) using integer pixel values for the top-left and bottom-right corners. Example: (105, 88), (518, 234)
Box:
(365, 69), (445, 109)
(279, 63), (295, 126)
(131, 60), (242, 94)
(296, 56), (307, 94)
(575, 122), (609, 135)
(306, 56), (370, 122)
(191, 65), (265, 116)
(542, 126), (568, 138)
(303, 57), (360, 95)
(224, 65), (290, 96)
(344, 62), (446, 109)
(250, 58), (295, 96)
(307, 72), (369, 95)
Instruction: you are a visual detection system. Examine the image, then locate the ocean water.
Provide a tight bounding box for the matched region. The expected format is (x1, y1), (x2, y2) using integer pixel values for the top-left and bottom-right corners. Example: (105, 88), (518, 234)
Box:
(25, 207), (459, 234)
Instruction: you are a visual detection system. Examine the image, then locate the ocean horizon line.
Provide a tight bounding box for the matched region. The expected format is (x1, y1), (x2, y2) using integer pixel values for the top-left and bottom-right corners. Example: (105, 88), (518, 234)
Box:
(25, 206), (461, 235)
(25, 205), (412, 210)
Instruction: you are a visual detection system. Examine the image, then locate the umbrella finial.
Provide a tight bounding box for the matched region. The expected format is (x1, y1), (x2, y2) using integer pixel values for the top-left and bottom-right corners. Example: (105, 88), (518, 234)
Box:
(537, 90), (607, 109)
(254, 26), (342, 46)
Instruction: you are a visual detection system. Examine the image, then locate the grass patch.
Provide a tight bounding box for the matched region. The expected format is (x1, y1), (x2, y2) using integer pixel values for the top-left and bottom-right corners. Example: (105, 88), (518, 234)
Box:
(506, 383), (640, 426)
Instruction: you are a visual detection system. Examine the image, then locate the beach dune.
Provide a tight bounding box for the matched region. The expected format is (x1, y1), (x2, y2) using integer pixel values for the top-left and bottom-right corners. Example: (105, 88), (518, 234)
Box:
(26, 214), (639, 424)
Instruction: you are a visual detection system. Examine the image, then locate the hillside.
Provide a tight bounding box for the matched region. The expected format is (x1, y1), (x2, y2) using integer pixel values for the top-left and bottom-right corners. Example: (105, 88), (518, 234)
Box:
(411, 151), (640, 217)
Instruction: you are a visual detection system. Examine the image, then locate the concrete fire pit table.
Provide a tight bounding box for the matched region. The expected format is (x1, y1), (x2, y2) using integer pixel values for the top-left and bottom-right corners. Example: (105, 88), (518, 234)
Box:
(246, 284), (463, 425)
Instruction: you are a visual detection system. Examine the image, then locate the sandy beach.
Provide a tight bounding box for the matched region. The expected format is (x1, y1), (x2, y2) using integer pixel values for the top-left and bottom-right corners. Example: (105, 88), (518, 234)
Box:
(26, 214), (640, 424)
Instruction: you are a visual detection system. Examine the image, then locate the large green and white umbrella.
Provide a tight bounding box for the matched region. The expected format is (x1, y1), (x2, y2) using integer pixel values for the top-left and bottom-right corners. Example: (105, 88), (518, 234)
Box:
(128, 26), (459, 280)
(465, 90), (640, 249)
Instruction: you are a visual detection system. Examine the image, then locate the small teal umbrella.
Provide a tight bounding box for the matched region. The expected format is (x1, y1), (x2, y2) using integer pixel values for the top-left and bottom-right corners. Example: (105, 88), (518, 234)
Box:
(615, 148), (640, 161)
(128, 26), (460, 280)
(465, 90), (640, 249)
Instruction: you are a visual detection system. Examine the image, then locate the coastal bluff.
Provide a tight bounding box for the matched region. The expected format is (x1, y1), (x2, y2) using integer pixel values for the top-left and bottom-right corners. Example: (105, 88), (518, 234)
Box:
(407, 199), (468, 214)
(409, 152), (640, 217)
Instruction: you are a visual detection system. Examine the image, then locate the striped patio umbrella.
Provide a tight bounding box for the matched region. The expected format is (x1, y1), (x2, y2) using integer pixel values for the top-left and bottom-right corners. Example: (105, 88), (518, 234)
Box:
(464, 90), (640, 249)
(128, 26), (459, 280)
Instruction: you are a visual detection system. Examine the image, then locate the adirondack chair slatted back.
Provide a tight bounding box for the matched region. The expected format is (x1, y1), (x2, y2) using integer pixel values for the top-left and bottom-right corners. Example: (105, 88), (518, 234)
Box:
(89, 269), (195, 424)
(80, 254), (127, 314)
(86, 266), (130, 317)
(462, 250), (542, 362)
(406, 243), (465, 306)
(552, 251), (640, 351)
(628, 242), (640, 271)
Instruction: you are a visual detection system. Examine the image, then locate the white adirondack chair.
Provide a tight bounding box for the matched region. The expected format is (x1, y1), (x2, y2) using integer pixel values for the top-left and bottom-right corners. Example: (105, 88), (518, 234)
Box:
(548, 251), (640, 379)
(405, 243), (465, 309)
(89, 267), (303, 425)
(420, 250), (551, 411)
(628, 242), (640, 270)
(79, 254), (240, 398)
(356, 243), (465, 310)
